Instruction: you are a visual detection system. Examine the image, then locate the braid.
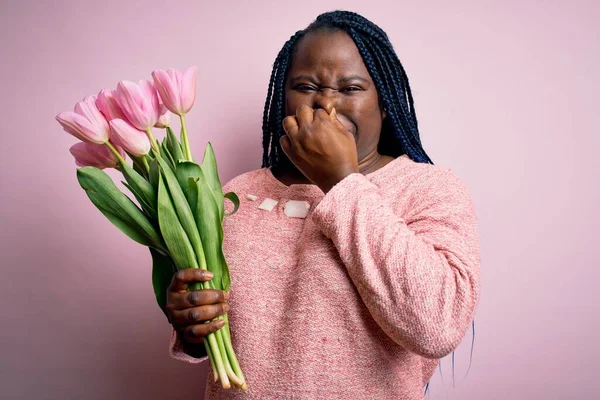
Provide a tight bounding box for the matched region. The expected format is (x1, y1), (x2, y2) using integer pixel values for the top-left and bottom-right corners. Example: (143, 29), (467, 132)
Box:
(261, 31), (305, 167)
(349, 31), (419, 158)
(362, 34), (429, 161)
(261, 10), (433, 167)
(261, 56), (279, 168)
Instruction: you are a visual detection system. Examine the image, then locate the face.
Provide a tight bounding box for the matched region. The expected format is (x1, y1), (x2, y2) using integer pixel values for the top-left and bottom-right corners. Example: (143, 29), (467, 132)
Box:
(284, 29), (386, 163)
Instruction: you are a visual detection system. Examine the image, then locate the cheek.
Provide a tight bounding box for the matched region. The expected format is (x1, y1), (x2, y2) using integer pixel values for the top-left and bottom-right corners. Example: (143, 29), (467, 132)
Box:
(353, 98), (383, 136)
(285, 91), (305, 116)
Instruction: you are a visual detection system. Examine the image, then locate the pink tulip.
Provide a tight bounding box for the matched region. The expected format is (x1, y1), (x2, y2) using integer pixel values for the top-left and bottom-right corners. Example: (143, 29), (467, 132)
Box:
(69, 142), (124, 169)
(155, 103), (172, 128)
(150, 81), (171, 128)
(115, 80), (160, 131)
(151, 66), (197, 115)
(96, 89), (126, 121)
(109, 119), (152, 156)
(56, 95), (110, 144)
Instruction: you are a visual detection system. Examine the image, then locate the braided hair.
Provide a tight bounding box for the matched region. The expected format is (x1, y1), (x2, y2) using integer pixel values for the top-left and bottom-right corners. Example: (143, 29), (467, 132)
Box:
(261, 10), (433, 168)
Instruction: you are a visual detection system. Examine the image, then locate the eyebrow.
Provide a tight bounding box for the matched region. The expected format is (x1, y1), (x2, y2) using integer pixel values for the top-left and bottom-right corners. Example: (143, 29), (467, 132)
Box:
(290, 75), (369, 84)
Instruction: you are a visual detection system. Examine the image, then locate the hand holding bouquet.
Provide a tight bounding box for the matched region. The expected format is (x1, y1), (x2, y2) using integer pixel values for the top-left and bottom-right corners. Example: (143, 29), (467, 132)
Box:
(56, 67), (246, 391)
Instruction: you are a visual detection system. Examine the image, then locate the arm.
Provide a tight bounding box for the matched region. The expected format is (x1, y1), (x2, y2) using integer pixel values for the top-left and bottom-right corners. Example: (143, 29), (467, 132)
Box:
(311, 170), (481, 359)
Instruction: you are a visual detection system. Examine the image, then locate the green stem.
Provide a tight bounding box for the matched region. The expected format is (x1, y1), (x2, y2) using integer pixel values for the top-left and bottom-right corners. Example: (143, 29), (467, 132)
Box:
(204, 337), (219, 382)
(207, 332), (230, 388)
(142, 156), (150, 173)
(145, 129), (160, 153)
(105, 141), (126, 165)
(216, 325), (244, 387)
(222, 315), (246, 387)
(179, 114), (193, 161)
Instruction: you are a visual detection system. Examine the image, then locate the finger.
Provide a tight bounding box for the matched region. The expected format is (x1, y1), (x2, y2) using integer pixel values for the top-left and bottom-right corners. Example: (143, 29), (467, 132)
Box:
(279, 134), (293, 158)
(182, 320), (226, 343)
(282, 115), (299, 136)
(168, 269), (214, 293)
(329, 107), (347, 132)
(295, 104), (314, 126)
(314, 108), (330, 120)
(171, 303), (230, 326)
(169, 289), (229, 311)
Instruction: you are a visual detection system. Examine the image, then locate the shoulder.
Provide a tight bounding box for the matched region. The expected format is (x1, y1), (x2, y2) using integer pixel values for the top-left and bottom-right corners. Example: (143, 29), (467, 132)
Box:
(374, 155), (464, 190)
(374, 155), (476, 214)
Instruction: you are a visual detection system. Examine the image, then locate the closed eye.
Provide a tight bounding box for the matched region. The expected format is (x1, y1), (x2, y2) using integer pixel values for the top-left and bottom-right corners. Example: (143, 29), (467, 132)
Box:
(294, 85), (363, 93)
(294, 85), (317, 92)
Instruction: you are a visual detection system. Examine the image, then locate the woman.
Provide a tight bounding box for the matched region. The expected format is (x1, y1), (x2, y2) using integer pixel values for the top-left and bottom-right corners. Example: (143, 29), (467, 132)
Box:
(165, 10), (480, 399)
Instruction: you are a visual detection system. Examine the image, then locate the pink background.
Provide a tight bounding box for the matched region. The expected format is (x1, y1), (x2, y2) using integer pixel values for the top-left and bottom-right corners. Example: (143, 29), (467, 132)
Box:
(1, 0), (598, 399)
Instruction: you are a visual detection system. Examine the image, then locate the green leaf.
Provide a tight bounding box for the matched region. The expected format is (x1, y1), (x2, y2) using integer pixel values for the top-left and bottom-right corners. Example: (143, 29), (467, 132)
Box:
(200, 143), (225, 220)
(120, 161), (156, 211)
(156, 172), (197, 270)
(223, 192), (240, 216)
(131, 155), (149, 179)
(76, 167), (164, 250)
(122, 181), (156, 219)
(149, 158), (159, 190)
(150, 247), (176, 318)
(166, 126), (184, 163)
(192, 168), (230, 291)
(186, 177), (200, 224)
(154, 152), (207, 271)
(175, 161), (201, 205)
(161, 139), (176, 172)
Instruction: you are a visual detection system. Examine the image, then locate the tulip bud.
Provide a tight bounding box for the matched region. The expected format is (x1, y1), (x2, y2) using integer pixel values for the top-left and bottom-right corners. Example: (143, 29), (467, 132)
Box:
(56, 95), (110, 144)
(109, 119), (152, 156)
(151, 66), (197, 115)
(155, 104), (172, 128)
(69, 142), (124, 169)
(115, 80), (160, 131)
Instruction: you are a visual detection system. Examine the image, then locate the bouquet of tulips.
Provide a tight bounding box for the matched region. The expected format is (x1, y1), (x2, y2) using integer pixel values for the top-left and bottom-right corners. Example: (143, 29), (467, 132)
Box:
(56, 66), (246, 390)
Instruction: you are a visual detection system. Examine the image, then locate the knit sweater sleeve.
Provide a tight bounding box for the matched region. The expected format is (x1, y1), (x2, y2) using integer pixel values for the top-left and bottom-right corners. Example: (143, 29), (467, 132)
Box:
(168, 329), (208, 364)
(310, 170), (481, 359)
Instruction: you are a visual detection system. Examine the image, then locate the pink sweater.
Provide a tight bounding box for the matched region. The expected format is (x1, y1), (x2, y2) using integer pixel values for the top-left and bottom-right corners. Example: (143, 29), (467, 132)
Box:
(170, 154), (481, 399)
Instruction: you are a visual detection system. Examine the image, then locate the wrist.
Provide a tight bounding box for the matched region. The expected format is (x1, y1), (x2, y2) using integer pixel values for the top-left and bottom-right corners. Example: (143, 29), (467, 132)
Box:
(185, 343), (207, 358)
(181, 336), (207, 358)
(320, 168), (358, 193)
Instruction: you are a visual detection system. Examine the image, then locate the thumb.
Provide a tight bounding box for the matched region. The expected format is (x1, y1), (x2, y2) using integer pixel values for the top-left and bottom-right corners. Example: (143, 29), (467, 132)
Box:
(329, 108), (347, 132)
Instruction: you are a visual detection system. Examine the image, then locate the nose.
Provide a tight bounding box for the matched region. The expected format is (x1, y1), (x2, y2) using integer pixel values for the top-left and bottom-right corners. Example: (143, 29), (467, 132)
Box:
(312, 88), (338, 114)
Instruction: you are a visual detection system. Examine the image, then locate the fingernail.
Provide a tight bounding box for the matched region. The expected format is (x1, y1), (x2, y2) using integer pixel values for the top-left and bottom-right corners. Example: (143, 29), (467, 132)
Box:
(203, 270), (214, 279)
(224, 291), (230, 300)
(223, 304), (231, 313)
(216, 320), (225, 328)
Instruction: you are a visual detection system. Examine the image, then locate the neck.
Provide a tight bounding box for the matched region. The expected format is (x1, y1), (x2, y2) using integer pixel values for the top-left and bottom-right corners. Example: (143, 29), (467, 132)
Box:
(357, 150), (383, 174)
(271, 157), (309, 185)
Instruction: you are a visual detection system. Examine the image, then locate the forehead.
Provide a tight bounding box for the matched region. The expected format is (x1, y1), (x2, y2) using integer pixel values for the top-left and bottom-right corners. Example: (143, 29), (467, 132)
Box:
(289, 30), (370, 77)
